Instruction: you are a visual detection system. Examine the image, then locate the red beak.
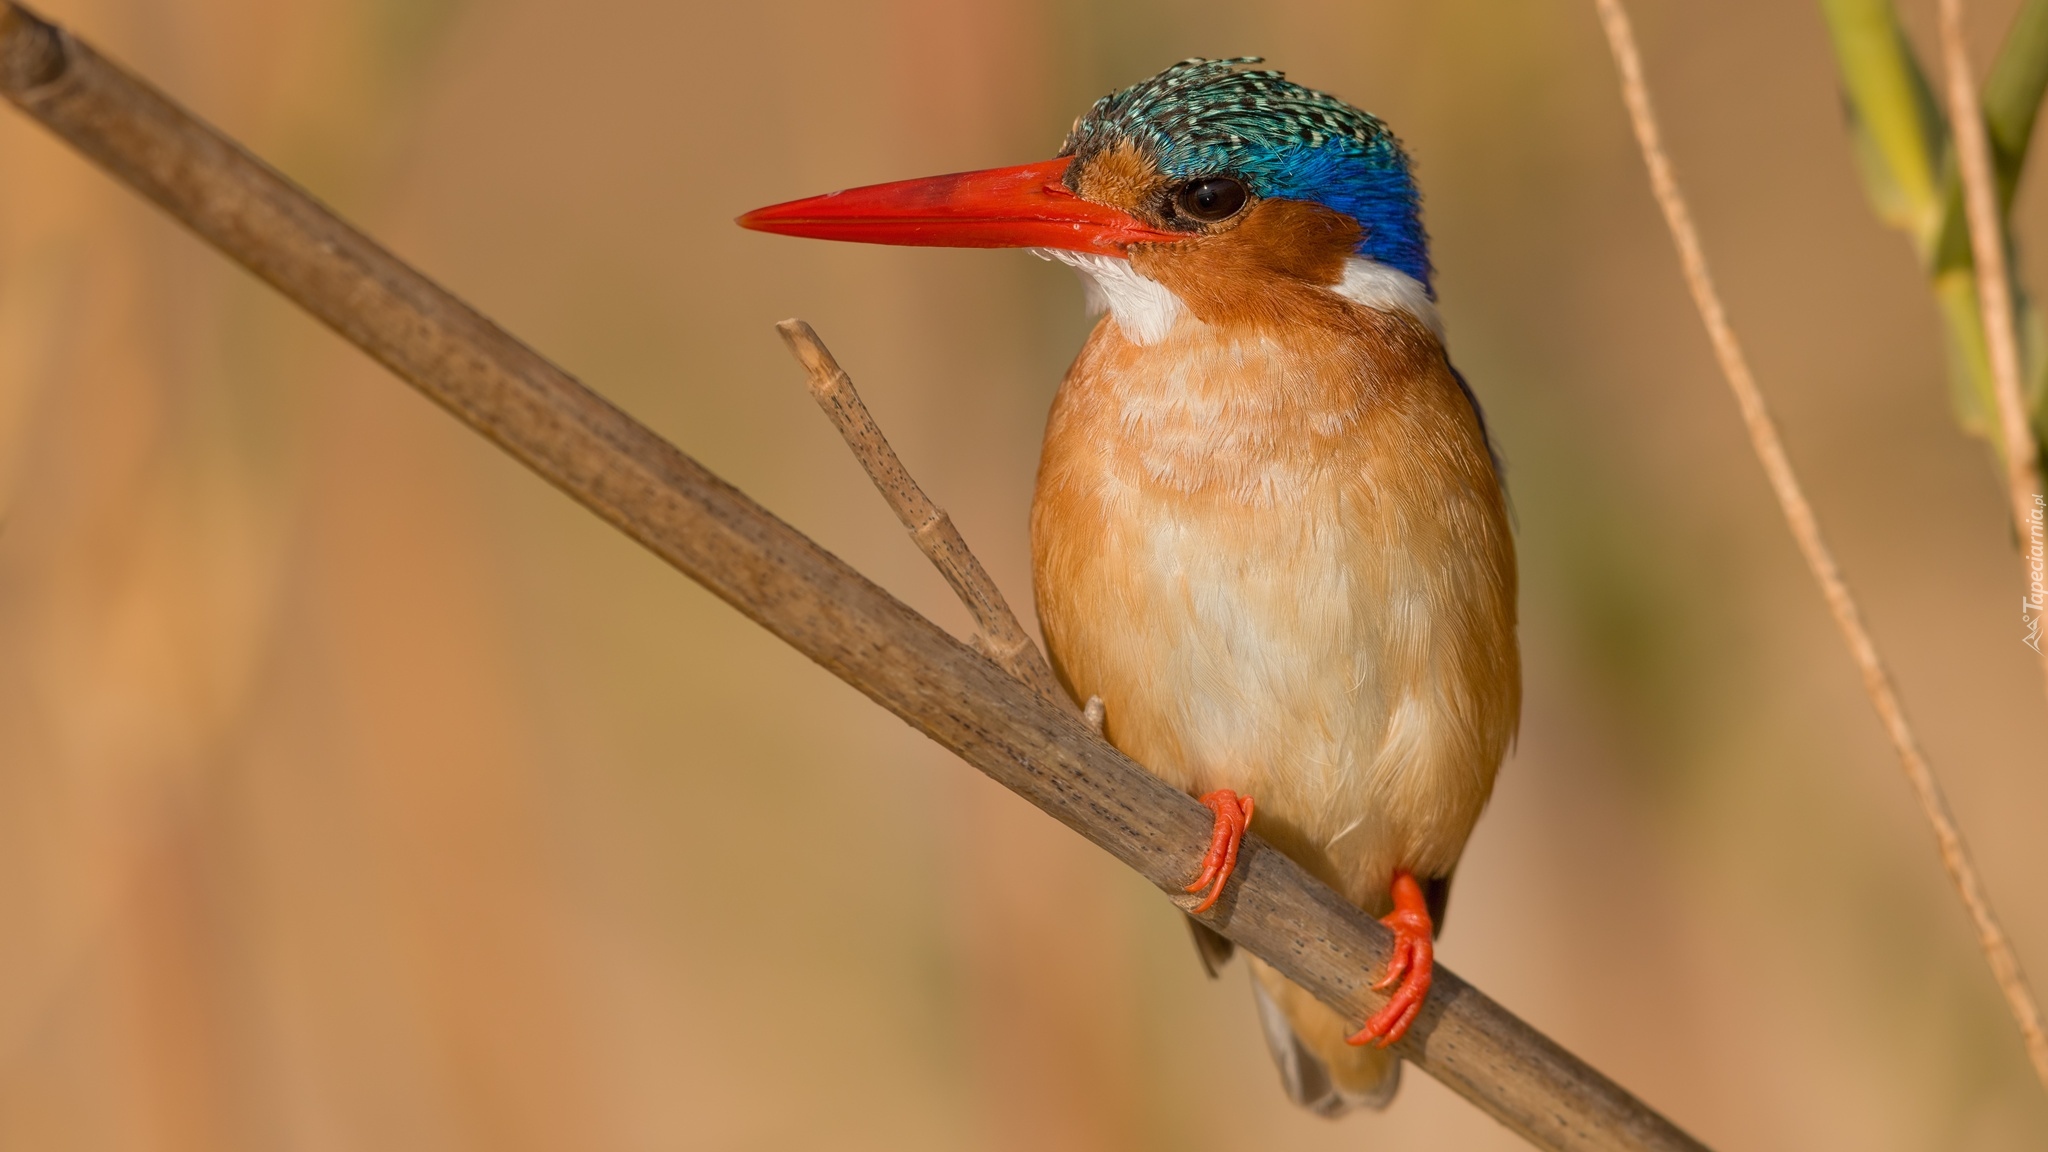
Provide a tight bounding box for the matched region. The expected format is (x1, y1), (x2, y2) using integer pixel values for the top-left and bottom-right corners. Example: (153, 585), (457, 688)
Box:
(736, 157), (1175, 256)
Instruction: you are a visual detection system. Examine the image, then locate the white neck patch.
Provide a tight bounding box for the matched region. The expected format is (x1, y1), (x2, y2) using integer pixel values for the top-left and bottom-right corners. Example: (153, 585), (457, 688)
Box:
(1332, 259), (1444, 343)
(1033, 249), (1443, 347)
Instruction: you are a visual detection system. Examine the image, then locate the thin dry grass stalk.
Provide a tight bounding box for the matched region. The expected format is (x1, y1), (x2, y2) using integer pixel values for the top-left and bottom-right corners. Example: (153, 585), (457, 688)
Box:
(0, 2), (1710, 1147)
(1593, 0), (2048, 1092)
(1934, 0), (2048, 1087)
(1939, 0), (2045, 539)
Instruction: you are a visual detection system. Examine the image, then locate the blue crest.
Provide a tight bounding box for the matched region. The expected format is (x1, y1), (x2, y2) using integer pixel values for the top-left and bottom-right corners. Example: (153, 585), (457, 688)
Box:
(1062, 58), (1431, 294)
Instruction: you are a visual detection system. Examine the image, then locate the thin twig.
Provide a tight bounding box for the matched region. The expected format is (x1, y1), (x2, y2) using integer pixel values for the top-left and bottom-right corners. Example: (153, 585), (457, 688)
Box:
(1941, 0), (2045, 540)
(0, 4), (1711, 1146)
(1941, 0), (2048, 701)
(774, 319), (1066, 703)
(1594, 0), (2048, 1091)
(1935, 0), (2048, 1087)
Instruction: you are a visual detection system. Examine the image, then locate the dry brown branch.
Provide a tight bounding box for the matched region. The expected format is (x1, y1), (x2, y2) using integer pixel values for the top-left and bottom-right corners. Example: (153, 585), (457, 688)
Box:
(0, 4), (1710, 1148)
(1594, 0), (2048, 1091)
(1934, 0), (2048, 1087)
(775, 319), (1065, 703)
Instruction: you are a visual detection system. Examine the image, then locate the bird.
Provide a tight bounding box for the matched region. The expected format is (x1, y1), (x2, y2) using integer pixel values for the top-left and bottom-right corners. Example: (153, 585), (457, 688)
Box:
(739, 57), (1518, 1116)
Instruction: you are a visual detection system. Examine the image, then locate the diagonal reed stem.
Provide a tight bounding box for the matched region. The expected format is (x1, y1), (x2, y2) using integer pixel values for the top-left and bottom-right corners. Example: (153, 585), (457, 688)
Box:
(1594, 0), (2048, 1091)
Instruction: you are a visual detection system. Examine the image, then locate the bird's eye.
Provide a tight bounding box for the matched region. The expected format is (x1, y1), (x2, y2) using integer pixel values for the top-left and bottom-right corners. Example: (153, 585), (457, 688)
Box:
(1171, 176), (1249, 224)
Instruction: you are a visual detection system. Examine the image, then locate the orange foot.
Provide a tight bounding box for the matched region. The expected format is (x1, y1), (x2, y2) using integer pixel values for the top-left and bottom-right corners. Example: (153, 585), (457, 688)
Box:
(1184, 790), (1255, 914)
(1347, 870), (1434, 1048)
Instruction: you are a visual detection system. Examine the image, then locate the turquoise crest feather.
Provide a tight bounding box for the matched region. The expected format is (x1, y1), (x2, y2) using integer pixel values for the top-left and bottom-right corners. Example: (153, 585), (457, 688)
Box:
(1060, 58), (1432, 292)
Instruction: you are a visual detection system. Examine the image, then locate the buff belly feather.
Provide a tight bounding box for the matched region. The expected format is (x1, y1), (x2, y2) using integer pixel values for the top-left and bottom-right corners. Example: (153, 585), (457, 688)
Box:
(1030, 300), (1516, 1110)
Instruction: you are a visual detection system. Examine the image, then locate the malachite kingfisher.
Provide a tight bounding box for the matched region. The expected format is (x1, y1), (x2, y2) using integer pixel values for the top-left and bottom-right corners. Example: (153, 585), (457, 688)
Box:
(740, 58), (1519, 1115)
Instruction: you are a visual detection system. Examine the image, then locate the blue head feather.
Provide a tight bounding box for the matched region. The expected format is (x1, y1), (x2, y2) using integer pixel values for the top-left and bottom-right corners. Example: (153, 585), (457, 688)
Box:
(1061, 58), (1432, 295)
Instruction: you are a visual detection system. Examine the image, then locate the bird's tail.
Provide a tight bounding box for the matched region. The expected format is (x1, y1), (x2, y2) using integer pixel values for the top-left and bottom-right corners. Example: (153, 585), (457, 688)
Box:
(1247, 956), (1401, 1116)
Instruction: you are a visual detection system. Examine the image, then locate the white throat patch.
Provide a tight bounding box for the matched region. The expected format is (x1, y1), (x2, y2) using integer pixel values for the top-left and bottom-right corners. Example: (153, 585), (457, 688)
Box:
(1031, 248), (1186, 344)
(1033, 249), (1443, 347)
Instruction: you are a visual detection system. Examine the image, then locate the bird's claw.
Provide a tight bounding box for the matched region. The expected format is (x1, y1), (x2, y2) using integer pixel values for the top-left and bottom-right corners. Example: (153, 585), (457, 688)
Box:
(1348, 871), (1434, 1048)
(1184, 789), (1254, 915)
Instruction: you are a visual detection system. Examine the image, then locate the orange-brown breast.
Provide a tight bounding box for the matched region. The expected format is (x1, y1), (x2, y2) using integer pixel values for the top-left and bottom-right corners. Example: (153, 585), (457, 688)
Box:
(1029, 285), (1518, 913)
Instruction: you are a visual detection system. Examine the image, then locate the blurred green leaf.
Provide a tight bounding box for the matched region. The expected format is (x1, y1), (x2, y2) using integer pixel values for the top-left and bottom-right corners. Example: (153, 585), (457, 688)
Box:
(1821, 0), (1947, 245)
(1821, 0), (2048, 464)
(1929, 0), (2048, 274)
(1986, 0), (2048, 203)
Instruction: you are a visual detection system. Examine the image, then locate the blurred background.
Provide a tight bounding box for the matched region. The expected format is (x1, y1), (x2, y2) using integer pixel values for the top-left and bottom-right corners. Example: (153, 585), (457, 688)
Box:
(2, 0), (2046, 1148)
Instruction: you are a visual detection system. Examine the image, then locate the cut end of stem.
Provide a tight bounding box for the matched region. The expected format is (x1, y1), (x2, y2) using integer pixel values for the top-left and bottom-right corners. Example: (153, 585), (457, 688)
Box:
(0, 3), (67, 96)
(775, 318), (843, 394)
